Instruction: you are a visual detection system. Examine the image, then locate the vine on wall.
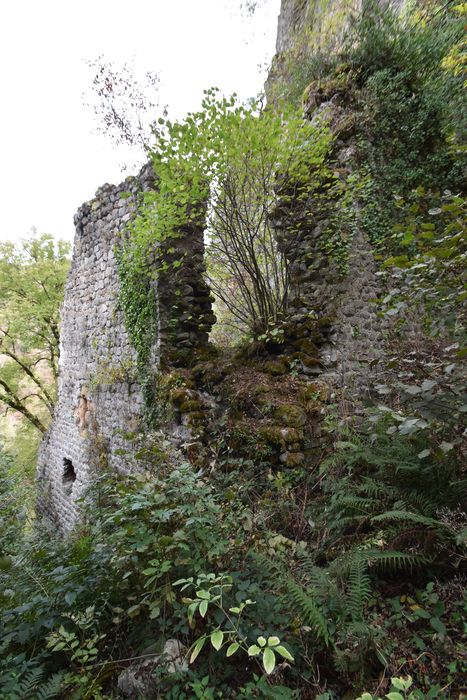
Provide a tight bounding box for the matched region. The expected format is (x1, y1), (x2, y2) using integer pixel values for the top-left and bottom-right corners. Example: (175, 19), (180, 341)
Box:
(115, 238), (159, 424)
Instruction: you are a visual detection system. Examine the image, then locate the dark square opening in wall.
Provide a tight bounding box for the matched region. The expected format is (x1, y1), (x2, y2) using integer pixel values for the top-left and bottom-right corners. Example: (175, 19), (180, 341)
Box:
(63, 458), (76, 494)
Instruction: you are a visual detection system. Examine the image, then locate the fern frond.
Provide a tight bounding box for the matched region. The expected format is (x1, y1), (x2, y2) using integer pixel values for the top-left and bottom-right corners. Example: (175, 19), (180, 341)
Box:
(363, 549), (428, 571)
(36, 671), (65, 700)
(371, 510), (453, 535)
(332, 495), (378, 514)
(345, 620), (373, 639)
(358, 477), (397, 500)
(403, 492), (438, 516)
(297, 551), (345, 612)
(446, 479), (467, 505)
(17, 666), (45, 698)
(347, 558), (372, 623)
(250, 551), (289, 582)
(285, 579), (331, 646)
(297, 552), (331, 586)
(328, 514), (369, 532)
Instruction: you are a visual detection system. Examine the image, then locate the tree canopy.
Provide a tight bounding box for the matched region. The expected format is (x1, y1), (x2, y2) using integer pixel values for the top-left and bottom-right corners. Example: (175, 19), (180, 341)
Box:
(0, 233), (70, 433)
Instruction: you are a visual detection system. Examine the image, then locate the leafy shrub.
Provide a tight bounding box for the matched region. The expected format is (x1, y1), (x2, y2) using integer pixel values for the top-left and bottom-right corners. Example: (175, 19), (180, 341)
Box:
(124, 90), (334, 338)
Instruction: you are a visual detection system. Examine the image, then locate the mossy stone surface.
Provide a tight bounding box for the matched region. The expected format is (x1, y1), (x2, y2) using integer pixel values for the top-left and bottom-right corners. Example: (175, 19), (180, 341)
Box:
(263, 358), (289, 376)
(274, 404), (307, 428)
(259, 425), (302, 446)
(279, 451), (305, 467)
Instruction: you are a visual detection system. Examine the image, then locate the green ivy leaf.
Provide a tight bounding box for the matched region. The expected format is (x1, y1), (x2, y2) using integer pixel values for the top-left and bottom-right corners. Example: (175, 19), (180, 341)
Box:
(226, 642), (239, 657)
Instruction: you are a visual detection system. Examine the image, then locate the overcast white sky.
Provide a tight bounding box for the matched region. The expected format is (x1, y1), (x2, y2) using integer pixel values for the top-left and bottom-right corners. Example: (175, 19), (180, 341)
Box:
(0, 0), (281, 243)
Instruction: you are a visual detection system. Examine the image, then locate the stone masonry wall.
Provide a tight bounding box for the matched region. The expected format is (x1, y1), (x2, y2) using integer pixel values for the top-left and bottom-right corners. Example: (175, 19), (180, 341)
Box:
(37, 164), (213, 533)
(269, 0), (394, 401)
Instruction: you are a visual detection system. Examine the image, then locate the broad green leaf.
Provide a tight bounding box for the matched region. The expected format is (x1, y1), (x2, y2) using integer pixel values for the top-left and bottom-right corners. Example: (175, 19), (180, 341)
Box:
(190, 636), (206, 663)
(187, 601), (199, 624)
(267, 636), (280, 647)
(263, 647), (276, 674)
(257, 636), (267, 647)
(226, 642), (239, 657)
(248, 644), (261, 656)
(199, 599), (208, 617)
(275, 645), (294, 661)
(429, 617), (446, 634)
(211, 629), (224, 650)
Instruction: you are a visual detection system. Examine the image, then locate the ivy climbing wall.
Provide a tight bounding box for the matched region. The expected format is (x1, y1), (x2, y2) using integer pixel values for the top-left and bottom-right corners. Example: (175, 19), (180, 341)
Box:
(37, 164), (213, 532)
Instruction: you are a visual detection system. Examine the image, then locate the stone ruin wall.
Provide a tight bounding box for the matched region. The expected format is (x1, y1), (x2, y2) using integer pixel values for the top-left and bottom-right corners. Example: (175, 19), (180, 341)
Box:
(37, 164), (213, 532)
(38, 0), (406, 532)
(269, 0), (410, 401)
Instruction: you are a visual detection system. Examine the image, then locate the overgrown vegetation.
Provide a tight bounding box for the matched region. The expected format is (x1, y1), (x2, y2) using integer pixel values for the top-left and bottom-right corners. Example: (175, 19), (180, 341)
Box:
(0, 233), (70, 435)
(119, 90), (334, 338)
(1, 1), (465, 698)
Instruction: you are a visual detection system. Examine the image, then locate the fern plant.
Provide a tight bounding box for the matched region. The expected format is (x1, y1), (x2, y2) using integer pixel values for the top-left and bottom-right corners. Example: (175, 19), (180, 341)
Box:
(316, 429), (465, 567)
(0, 665), (65, 700)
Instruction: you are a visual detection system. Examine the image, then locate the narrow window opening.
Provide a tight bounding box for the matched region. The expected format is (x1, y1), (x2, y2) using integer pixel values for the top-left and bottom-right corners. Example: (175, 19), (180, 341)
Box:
(63, 458), (76, 495)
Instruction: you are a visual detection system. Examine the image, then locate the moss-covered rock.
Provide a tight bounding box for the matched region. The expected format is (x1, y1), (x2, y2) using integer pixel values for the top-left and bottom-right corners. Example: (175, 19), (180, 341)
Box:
(279, 451), (305, 467)
(258, 425), (302, 446)
(263, 358), (289, 376)
(302, 63), (354, 113)
(292, 338), (320, 355)
(170, 387), (202, 413)
(183, 411), (205, 429)
(291, 352), (323, 374)
(274, 404), (307, 428)
(299, 382), (330, 404)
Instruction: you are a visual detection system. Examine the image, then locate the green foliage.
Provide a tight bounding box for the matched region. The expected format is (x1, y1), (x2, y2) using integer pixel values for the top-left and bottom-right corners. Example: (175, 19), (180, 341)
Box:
(0, 664), (65, 700)
(115, 240), (158, 422)
(0, 445), (32, 556)
(356, 673), (448, 700)
(379, 189), (466, 334)
(0, 233), (70, 434)
(318, 427), (465, 564)
(1, 5), (466, 699)
(351, 2), (464, 251)
(124, 89), (334, 337)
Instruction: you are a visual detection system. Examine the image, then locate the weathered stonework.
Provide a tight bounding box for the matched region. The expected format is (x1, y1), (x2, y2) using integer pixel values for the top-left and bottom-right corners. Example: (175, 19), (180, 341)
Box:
(37, 164), (213, 532)
(38, 0), (414, 533)
(269, 25), (389, 398)
(266, 0), (406, 103)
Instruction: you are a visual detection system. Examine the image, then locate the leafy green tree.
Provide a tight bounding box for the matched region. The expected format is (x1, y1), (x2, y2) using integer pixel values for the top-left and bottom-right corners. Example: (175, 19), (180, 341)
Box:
(0, 233), (70, 433)
(127, 90), (334, 336)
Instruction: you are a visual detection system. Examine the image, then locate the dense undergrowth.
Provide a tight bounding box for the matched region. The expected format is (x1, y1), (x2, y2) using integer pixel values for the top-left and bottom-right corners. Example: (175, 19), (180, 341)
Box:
(0, 393), (465, 698)
(0, 1), (466, 698)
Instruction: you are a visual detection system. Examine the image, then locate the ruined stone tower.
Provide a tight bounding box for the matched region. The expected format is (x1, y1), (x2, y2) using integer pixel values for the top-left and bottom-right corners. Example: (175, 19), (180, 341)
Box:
(37, 164), (214, 532)
(37, 0), (405, 533)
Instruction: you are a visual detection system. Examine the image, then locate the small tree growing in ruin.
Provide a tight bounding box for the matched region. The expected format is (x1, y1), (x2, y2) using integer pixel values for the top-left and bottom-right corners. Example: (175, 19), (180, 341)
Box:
(128, 89), (334, 338)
